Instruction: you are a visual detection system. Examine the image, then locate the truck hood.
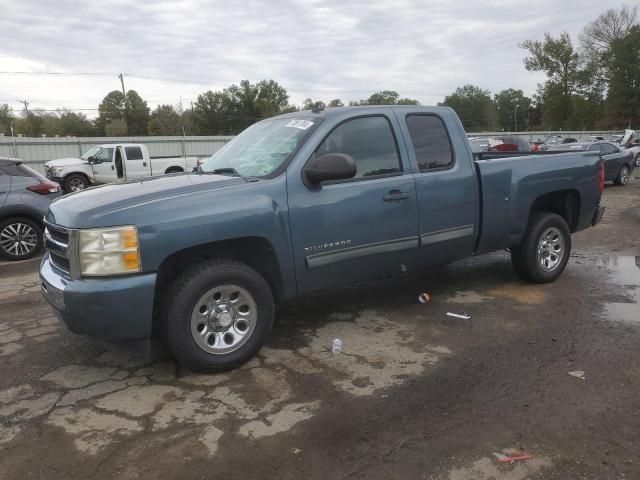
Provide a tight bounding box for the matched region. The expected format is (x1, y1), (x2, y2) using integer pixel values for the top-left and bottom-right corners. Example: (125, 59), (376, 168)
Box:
(45, 157), (87, 167)
(46, 173), (247, 228)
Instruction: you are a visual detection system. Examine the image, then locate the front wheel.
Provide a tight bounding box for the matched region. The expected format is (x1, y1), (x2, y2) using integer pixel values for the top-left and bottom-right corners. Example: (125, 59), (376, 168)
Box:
(64, 173), (89, 192)
(0, 217), (43, 261)
(511, 212), (571, 283)
(164, 259), (274, 372)
(614, 165), (630, 186)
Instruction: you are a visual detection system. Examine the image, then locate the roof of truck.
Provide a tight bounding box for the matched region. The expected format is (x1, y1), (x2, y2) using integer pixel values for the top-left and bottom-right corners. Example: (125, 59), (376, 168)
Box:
(275, 105), (454, 120)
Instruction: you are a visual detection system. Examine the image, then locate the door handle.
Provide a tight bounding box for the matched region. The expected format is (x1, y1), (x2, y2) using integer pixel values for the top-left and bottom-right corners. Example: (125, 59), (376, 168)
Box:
(383, 191), (411, 202)
(111, 165), (114, 170)
(143, 162), (147, 167)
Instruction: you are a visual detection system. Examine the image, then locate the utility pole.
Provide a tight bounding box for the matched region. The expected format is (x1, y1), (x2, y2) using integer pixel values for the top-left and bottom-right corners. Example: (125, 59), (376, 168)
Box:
(118, 73), (129, 135)
(514, 103), (519, 133)
(20, 100), (30, 136)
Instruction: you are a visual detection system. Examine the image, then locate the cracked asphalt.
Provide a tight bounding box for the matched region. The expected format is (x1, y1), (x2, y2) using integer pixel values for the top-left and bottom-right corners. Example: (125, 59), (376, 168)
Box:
(1, 177), (639, 479)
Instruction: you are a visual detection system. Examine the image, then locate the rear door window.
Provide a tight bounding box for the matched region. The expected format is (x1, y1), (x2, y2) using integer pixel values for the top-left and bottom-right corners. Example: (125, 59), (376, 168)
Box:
(600, 143), (617, 155)
(315, 116), (401, 178)
(125, 146), (144, 160)
(406, 114), (453, 171)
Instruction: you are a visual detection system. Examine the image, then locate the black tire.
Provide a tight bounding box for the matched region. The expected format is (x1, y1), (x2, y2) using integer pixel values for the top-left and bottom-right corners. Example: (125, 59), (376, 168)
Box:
(511, 212), (571, 283)
(634, 154), (640, 168)
(0, 217), (44, 261)
(164, 259), (274, 372)
(614, 165), (630, 186)
(64, 173), (89, 193)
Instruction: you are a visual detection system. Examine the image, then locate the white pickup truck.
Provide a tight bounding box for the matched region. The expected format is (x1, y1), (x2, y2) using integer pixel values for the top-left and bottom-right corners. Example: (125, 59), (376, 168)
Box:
(44, 144), (202, 192)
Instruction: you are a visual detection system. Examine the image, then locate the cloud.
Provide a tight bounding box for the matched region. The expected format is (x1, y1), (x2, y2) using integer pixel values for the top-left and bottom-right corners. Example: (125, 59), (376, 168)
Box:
(0, 0), (610, 115)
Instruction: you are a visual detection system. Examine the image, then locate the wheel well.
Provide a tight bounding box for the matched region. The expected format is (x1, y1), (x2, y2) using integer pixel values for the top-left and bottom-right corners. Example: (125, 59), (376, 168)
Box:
(529, 190), (581, 232)
(165, 166), (184, 174)
(153, 237), (284, 331)
(0, 212), (43, 228)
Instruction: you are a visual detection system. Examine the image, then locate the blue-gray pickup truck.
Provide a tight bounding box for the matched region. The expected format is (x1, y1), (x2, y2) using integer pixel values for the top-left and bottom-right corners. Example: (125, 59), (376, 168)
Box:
(40, 106), (605, 371)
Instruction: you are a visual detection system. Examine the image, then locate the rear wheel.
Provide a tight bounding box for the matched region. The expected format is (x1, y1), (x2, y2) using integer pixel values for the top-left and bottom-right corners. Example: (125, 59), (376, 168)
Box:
(64, 173), (88, 192)
(614, 165), (630, 186)
(0, 217), (43, 261)
(164, 259), (274, 372)
(511, 212), (571, 283)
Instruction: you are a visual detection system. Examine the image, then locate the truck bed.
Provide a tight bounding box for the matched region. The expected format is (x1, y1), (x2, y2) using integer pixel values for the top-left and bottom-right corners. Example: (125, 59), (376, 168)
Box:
(473, 151), (602, 254)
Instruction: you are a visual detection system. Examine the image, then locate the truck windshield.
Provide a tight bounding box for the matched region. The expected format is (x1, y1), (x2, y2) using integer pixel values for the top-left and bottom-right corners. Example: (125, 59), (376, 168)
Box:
(81, 147), (102, 160)
(200, 118), (317, 177)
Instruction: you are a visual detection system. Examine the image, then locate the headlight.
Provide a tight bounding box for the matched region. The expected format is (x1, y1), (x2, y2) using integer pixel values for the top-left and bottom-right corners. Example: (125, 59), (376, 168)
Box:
(51, 167), (65, 175)
(78, 226), (141, 276)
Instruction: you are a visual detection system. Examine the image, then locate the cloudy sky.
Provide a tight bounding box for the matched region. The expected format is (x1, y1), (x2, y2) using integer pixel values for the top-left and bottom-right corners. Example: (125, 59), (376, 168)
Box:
(0, 0), (614, 117)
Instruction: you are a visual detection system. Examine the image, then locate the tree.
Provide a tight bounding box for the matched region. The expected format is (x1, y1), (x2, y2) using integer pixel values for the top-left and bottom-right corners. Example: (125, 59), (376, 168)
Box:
(604, 25), (640, 127)
(148, 104), (181, 135)
(327, 99), (344, 108)
(367, 90), (400, 105)
(441, 85), (498, 131)
(303, 98), (325, 110)
(192, 79), (292, 135)
(580, 5), (638, 73)
(126, 90), (150, 135)
(58, 111), (96, 136)
(521, 32), (582, 128)
(0, 104), (14, 135)
(96, 89), (149, 135)
(494, 89), (532, 131)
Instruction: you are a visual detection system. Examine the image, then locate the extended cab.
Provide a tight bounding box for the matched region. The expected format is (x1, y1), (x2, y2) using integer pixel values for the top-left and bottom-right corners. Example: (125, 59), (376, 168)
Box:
(44, 144), (201, 192)
(40, 106), (605, 372)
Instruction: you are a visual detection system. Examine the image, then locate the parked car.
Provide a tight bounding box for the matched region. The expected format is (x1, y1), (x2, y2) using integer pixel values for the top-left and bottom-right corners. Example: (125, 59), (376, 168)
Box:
(562, 137), (578, 144)
(40, 106), (605, 372)
(0, 158), (61, 260)
(488, 135), (532, 152)
(44, 144), (202, 192)
(546, 142), (634, 185)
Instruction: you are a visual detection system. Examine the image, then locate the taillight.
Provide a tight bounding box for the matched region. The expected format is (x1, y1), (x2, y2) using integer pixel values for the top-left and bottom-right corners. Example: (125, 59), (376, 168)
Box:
(27, 180), (60, 195)
(598, 160), (605, 194)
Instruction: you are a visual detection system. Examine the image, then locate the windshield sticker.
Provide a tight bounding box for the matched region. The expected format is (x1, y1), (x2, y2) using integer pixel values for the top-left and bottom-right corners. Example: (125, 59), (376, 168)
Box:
(286, 119), (314, 130)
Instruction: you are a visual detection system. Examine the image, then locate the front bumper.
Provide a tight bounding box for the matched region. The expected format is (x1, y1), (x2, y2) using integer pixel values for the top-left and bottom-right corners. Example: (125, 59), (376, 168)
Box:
(40, 254), (157, 341)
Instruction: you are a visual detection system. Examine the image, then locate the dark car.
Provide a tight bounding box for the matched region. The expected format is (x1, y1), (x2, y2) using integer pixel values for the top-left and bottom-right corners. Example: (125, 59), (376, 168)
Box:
(547, 142), (634, 185)
(0, 158), (61, 260)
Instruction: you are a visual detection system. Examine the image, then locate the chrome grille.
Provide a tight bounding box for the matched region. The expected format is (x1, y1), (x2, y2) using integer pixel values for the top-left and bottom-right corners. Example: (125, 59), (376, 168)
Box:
(44, 222), (71, 276)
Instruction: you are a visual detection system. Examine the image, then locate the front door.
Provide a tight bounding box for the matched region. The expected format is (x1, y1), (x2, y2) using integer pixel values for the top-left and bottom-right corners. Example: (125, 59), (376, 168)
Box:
(600, 142), (624, 180)
(287, 114), (419, 294)
(91, 147), (116, 183)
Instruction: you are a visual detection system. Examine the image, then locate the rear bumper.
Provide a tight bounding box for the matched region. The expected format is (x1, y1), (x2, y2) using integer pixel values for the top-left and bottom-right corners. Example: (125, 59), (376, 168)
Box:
(592, 205), (605, 226)
(39, 254), (157, 341)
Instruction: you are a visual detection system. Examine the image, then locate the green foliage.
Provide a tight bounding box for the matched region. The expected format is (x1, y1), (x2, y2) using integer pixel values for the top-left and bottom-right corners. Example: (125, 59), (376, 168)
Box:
(603, 25), (640, 126)
(96, 89), (149, 135)
(327, 99), (344, 108)
(0, 104), (14, 135)
(303, 98), (325, 110)
(441, 85), (497, 131)
(148, 104), (181, 135)
(192, 79), (292, 135)
(494, 89), (532, 131)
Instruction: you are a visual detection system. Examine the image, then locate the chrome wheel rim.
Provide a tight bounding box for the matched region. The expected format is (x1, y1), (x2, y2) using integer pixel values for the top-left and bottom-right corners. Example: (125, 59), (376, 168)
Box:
(190, 284), (257, 355)
(0, 222), (38, 257)
(68, 178), (85, 191)
(537, 227), (565, 272)
(621, 168), (629, 184)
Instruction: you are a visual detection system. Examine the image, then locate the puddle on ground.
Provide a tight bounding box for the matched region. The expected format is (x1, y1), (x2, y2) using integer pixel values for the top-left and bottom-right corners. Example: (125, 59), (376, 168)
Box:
(597, 256), (640, 324)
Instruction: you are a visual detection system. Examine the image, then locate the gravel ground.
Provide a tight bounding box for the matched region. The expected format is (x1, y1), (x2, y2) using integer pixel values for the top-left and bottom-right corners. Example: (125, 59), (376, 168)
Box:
(0, 177), (639, 480)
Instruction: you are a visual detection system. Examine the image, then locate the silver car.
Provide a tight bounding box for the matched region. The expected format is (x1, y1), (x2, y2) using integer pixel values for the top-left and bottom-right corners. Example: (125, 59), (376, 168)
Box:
(0, 158), (62, 260)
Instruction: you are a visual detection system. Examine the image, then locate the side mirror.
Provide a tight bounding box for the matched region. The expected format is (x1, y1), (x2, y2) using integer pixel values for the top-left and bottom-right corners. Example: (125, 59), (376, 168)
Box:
(304, 153), (356, 185)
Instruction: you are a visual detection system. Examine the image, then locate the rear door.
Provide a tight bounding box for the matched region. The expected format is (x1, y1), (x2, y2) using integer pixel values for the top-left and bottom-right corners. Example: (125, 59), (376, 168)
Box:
(122, 146), (150, 179)
(287, 114), (419, 293)
(600, 142), (623, 179)
(396, 111), (478, 266)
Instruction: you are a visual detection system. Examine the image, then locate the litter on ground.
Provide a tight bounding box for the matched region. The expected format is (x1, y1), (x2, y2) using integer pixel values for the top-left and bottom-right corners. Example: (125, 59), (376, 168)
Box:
(568, 370), (586, 380)
(493, 451), (534, 463)
(446, 312), (471, 320)
(418, 292), (431, 304)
